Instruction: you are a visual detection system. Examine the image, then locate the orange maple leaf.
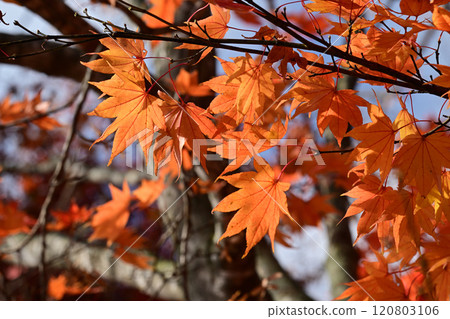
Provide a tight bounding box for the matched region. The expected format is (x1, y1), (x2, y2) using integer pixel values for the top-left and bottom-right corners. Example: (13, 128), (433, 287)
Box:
(266, 47), (307, 77)
(211, 120), (287, 176)
(286, 193), (335, 228)
(399, 270), (425, 301)
(429, 64), (450, 96)
(392, 99), (419, 140)
(81, 36), (150, 80)
(245, 26), (283, 41)
(134, 178), (165, 207)
(337, 252), (409, 301)
(204, 56), (285, 130)
(365, 28), (417, 65)
(392, 130), (450, 196)
(342, 29), (422, 87)
(48, 274), (100, 300)
(399, 0), (433, 16)
(0, 201), (32, 238)
(174, 69), (212, 97)
(112, 229), (153, 269)
(176, 4), (230, 61)
(0, 92), (60, 130)
(289, 69), (369, 145)
(305, 0), (370, 21)
(347, 104), (396, 182)
(343, 175), (394, 242)
(88, 67), (166, 165)
(203, 57), (240, 127)
(151, 92), (217, 174)
(89, 181), (132, 245)
(49, 202), (92, 231)
(224, 53), (282, 123)
(427, 171), (450, 223)
(423, 236), (450, 300)
(387, 189), (436, 250)
(213, 159), (292, 257)
(143, 0), (183, 29)
(114, 246), (153, 269)
(48, 275), (67, 300)
(433, 5), (450, 32)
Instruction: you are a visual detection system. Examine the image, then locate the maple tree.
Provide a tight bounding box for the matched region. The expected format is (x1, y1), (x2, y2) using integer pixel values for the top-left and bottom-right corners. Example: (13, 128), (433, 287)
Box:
(0, 0), (449, 302)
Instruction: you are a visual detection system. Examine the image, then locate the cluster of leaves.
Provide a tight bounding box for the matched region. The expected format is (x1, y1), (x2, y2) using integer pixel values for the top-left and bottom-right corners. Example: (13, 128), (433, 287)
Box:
(1, 0), (450, 300)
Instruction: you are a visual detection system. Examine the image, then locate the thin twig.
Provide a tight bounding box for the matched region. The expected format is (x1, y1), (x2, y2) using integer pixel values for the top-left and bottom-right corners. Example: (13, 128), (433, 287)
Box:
(0, 99), (74, 129)
(423, 117), (450, 137)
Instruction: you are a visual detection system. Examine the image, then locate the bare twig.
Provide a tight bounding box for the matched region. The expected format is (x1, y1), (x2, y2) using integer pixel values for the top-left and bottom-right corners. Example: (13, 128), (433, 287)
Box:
(0, 99), (73, 129)
(423, 117), (450, 137)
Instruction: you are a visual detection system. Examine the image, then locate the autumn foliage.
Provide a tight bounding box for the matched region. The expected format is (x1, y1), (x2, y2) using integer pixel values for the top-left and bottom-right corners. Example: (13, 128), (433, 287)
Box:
(0, 0), (450, 301)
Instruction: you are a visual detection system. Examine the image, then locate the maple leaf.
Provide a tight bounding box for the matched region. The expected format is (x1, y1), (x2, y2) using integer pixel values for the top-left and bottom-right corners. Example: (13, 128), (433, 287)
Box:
(0, 92), (60, 130)
(433, 5), (450, 32)
(112, 229), (153, 269)
(386, 236), (421, 269)
(399, 270), (426, 301)
(423, 237), (450, 300)
(288, 11), (330, 35)
(203, 57), (240, 127)
(427, 171), (450, 223)
(429, 264), (450, 301)
(49, 202), (92, 231)
(224, 53), (282, 123)
(305, 0), (370, 21)
(287, 193), (335, 228)
(343, 175), (394, 242)
(81, 36), (150, 80)
(368, 3), (435, 30)
(205, 56), (288, 129)
(392, 100), (419, 140)
(399, 0), (433, 16)
(143, 0), (183, 29)
(0, 201), (32, 238)
(386, 189), (436, 249)
(48, 274), (99, 300)
(337, 252), (409, 301)
(392, 130), (450, 196)
(213, 159), (292, 257)
(151, 91), (217, 174)
(88, 67), (166, 165)
(174, 69), (212, 97)
(114, 246), (153, 269)
(134, 178), (165, 207)
(347, 104), (396, 182)
(245, 26), (284, 41)
(266, 47), (307, 77)
(176, 4), (230, 61)
(365, 28), (417, 64)
(429, 64), (450, 95)
(289, 68), (369, 145)
(89, 181), (132, 245)
(211, 120), (287, 176)
(342, 29), (422, 87)
(48, 275), (67, 300)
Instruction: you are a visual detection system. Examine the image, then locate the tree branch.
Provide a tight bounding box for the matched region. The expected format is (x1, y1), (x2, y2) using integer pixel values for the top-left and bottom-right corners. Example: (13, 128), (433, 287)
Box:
(1, 233), (183, 300)
(8, 0), (98, 52)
